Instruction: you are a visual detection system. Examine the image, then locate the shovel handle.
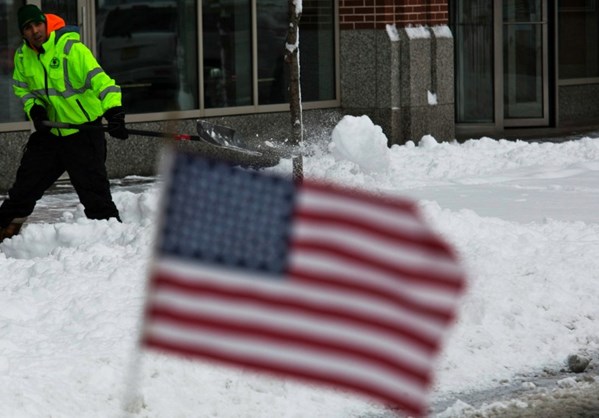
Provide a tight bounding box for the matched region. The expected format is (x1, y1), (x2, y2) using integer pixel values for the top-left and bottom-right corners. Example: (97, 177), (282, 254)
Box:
(40, 121), (264, 157)
(41, 121), (200, 142)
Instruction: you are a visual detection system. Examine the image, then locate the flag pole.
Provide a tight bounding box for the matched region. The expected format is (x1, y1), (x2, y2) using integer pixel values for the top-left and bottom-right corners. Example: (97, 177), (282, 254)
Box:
(119, 122), (180, 418)
(119, 344), (145, 417)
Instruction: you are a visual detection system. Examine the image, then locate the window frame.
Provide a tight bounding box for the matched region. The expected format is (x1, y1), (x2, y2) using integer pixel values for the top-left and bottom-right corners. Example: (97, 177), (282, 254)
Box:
(557, 0), (599, 86)
(0, 0), (340, 133)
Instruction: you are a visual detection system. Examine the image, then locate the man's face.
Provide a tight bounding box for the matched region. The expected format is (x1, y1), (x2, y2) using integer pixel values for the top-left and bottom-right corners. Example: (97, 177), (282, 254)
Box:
(22, 21), (47, 49)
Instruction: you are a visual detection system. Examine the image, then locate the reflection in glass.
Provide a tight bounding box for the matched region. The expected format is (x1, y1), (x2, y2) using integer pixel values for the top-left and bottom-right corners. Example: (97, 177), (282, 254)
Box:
(453, 0), (494, 123)
(41, 0), (78, 25)
(257, 0), (335, 105)
(96, 0), (198, 114)
(0, 0), (27, 123)
(257, 0), (287, 104)
(202, 0), (252, 108)
(503, 24), (543, 118)
(558, 0), (599, 79)
(503, 0), (542, 22)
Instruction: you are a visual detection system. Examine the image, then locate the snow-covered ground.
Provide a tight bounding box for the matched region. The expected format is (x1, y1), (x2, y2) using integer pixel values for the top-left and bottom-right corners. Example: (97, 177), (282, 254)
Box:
(1, 115), (598, 417)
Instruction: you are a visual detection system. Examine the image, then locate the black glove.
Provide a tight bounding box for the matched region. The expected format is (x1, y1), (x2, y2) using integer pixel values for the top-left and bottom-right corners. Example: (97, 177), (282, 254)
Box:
(104, 106), (128, 140)
(29, 105), (50, 133)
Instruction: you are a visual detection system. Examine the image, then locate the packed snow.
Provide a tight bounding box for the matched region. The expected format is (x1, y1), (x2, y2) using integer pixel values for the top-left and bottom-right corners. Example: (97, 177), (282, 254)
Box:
(1, 114), (598, 417)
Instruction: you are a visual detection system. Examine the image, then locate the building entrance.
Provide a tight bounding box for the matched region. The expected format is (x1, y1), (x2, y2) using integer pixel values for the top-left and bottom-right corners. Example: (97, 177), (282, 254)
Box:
(453, 0), (551, 131)
(500, 1), (549, 127)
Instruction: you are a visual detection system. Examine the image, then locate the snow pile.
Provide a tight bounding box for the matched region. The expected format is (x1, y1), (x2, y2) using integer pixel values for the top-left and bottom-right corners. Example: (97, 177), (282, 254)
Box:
(328, 114), (391, 174)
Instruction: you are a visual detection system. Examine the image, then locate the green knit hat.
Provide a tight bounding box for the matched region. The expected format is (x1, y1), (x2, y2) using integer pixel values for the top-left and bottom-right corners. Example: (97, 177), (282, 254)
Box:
(17, 5), (46, 33)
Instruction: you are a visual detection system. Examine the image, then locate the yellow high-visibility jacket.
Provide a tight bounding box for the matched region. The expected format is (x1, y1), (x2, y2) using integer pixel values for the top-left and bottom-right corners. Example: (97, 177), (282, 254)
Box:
(12, 14), (122, 136)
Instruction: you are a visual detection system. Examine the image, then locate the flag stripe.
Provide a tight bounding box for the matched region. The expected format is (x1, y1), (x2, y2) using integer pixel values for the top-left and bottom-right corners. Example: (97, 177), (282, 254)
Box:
(299, 181), (418, 215)
(144, 336), (426, 417)
(292, 187), (464, 292)
(296, 183), (440, 240)
(147, 292), (434, 372)
(295, 209), (456, 256)
(145, 319), (430, 396)
(292, 220), (463, 278)
(290, 240), (463, 291)
(290, 269), (456, 323)
(146, 305), (432, 385)
(144, 320), (429, 416)
(151, 260), (454, 333)
(289, 251), (461, 309)
(150, 269), (443, 351)
(148, 273), (438, 365)
(152, 258), (453, 336)
(144, 326), (427, 400)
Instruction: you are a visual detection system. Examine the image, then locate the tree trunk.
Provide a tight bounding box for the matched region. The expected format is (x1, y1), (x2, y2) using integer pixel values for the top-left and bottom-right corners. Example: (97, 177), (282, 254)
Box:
(286, 0), (303, 183)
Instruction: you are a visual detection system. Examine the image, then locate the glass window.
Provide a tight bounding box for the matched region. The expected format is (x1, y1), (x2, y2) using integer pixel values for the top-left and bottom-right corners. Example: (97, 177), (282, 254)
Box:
(257, 0), (335, 105)
(503, 1), (545, 119)
(452, 0), (494, 123)
(202, 0), (252, 108)
(503, 23), (544, 118)
(0, 0), (340, 126)
(256, 0), (287, 104)
(0, 1), (26, 123)
(299, 0), (336, 103)
(95, 0), (199, 113)
(503, 0), (542, 22)
(558, 0), (599, 79)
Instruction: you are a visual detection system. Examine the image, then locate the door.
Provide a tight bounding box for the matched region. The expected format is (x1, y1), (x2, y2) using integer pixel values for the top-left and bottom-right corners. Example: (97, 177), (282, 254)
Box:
(497, 0), (549, 127)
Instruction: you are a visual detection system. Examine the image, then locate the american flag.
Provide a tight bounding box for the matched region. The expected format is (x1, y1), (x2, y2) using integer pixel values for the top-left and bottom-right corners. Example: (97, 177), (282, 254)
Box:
(141, 150), (466, 417)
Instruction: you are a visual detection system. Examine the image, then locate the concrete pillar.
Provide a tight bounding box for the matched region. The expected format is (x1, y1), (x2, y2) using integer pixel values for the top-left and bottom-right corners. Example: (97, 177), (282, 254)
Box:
(397, 25), (455, 143)
(340, 24), (455, 145)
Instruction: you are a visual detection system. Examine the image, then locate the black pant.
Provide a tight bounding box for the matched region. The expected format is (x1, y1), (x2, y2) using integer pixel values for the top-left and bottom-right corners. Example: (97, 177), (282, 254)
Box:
(0, 127), (120, 228)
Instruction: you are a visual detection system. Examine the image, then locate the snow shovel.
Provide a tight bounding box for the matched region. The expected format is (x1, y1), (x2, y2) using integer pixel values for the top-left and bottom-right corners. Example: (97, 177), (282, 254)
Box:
(42, 120), (264, 157)
(196, 120), (300, 159)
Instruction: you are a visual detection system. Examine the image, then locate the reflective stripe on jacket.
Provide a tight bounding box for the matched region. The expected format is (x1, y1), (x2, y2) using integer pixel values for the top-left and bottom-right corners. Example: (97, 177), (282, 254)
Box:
(12, 14), (122, 137)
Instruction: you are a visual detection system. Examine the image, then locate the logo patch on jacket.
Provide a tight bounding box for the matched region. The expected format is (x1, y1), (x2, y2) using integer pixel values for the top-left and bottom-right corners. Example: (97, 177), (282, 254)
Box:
(50, 57), (60, 69)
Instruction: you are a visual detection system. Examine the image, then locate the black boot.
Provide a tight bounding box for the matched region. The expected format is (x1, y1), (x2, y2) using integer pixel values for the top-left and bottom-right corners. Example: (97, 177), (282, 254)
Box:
(0, 218), (26, 242)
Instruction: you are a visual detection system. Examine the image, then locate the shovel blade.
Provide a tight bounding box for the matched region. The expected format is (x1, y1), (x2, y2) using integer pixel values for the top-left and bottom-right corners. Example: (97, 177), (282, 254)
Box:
(197, 120), (240, 147)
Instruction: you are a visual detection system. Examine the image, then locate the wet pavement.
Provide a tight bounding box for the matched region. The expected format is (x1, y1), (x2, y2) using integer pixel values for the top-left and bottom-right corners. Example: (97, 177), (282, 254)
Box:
(429, 364), (599, 417)
(22, 176), (158, 224)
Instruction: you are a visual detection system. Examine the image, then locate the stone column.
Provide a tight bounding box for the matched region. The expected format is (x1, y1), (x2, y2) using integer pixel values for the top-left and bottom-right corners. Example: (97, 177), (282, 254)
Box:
(339, 0), (455, 144)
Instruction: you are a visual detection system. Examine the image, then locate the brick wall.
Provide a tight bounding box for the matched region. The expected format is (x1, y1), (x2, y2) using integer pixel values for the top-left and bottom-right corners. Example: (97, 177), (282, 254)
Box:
(339, 0), (449, 30)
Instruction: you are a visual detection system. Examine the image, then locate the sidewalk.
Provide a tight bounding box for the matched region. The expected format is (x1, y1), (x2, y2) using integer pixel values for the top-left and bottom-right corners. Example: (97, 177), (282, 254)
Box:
(431, 364), (599, 417)
(23, 176), (157, 224)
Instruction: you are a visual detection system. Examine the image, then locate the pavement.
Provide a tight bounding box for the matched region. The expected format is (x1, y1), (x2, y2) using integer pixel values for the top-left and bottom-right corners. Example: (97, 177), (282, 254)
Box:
(429, 363), (599, 417)
(23, 176), (157, 224)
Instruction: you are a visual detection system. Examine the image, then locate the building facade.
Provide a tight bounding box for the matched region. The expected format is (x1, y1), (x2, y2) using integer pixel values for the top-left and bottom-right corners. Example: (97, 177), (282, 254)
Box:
(1, 0), (598, 190)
